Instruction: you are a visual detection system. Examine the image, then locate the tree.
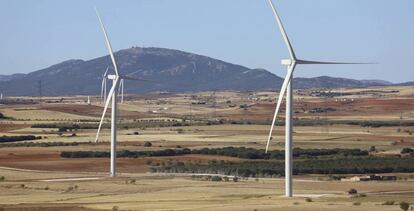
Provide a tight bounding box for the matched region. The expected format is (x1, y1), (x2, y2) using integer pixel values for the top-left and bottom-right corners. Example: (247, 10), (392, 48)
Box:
(400, 202), (410, 211)
(348, 188), (358, 195)
(401, 148), (414, 154)
(211, 176), (222, 182)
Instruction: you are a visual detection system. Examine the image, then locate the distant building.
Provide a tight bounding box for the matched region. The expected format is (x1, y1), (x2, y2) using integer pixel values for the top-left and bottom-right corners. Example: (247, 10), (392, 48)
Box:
(341, 175), (397, 182)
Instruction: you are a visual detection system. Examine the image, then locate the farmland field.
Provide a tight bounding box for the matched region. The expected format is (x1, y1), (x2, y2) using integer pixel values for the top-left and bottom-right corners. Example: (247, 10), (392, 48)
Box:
(0, 86), (413, 210)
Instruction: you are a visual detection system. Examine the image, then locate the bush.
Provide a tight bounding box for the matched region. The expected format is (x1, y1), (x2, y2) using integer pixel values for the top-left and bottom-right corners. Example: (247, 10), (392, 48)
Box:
(0, 112), (8, 119)
(400, 202), (410, 211)
(401, 148), (414, 154)
(353, 202), (361, 206)
(144, 142), (152, 147)
(211, 176), (222, 182)
(0, 176), (5, 181)
(305, 198), (313, 202)
(233, 177), (239, 182)
(133, 131), (139, 135)
(382, 201), (395, 205)
(348, 188), (358, 195)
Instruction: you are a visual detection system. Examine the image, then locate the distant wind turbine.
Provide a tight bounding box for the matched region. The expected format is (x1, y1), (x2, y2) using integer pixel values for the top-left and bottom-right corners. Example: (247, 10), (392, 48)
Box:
(101, 66), (109, 103)
(264, 0), (374, 197)
(118, 78), (125, 104)
(94, 8), (155, 177)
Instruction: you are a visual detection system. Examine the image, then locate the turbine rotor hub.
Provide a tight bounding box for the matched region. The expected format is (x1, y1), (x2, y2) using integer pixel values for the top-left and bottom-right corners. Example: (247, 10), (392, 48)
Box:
(281, 59), (294, 66)
(107, 74), (117, 80)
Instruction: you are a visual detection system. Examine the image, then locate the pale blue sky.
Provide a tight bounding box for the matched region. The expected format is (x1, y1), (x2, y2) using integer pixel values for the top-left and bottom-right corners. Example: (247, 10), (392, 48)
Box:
(0, 0), (413, 83)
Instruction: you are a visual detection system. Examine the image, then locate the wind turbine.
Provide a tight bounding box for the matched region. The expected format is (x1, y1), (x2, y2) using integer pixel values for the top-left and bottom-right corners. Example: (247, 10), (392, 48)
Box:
(118, 78), (125, 104)
(101, 66), (109, 103)
(94, 8), (154, 177)
(264, 0), (373, 197)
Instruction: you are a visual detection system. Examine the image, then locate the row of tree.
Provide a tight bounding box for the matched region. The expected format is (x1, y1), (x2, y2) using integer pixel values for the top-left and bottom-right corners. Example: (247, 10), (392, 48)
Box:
(0, 141), (79, 148)
(60, 147), (368, 160)
(152, 156), (414, 177)
(0, 135), (41, 143)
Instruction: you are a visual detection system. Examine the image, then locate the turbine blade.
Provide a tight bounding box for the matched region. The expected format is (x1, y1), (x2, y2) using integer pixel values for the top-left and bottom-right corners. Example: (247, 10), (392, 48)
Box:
(95, 8), (120, 76)
(265, 64), (296, 153)
(95, 78), (119, 142)
(104, 66), (109, 76)
(117, 79), (122, 95)
(268, 0), (296, 60)
(101, 78), (105, 98)
(297, 59), (376, 65)
(121, 75), (159, 83)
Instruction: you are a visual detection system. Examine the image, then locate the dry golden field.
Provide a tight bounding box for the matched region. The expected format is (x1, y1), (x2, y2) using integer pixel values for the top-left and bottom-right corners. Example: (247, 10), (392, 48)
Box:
(0, 86), (413, 210)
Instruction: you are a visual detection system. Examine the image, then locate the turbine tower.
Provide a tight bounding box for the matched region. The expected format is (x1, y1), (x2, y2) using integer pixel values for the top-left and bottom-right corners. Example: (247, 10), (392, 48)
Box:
(94, 8), (153, 177)
(265, 0), (372, 197)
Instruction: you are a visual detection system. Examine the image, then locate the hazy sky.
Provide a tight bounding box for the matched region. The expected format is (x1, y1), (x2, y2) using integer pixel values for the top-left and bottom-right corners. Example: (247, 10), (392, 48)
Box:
(0, 0), (413, 83)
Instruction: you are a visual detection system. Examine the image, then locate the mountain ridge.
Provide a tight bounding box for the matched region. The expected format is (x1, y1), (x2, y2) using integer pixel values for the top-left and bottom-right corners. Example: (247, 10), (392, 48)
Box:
(0, 47), (411, 96)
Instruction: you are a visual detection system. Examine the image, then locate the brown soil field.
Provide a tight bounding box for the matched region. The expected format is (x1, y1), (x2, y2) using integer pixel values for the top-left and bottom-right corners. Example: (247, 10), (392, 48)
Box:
(40, 104), (149, 119)
(0, 147), (241, 173)
(0, 123), (28, 132)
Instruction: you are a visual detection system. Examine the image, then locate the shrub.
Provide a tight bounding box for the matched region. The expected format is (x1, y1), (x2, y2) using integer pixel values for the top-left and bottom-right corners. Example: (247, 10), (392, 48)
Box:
(112, 206), (119, 211)
(133, 131), (139, 135)
(348, 188), (358, 195)
(305, 198), (313, 202)
(400, 202), (410, 211)
(358, 193), (367, 197)
(382, 201), (395, 205)
(233, 177), (239, 182)
(144, 142), (152, 147)
(211, 176), (222, 182)
(0, 176), (5, 181)
(353, 202), (361, 206)
(401, 148), (414, 154)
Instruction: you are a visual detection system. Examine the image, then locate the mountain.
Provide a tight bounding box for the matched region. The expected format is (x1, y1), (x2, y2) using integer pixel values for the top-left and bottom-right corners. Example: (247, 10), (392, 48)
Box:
(0, 47), (406, 96)
(0, 73), (26, 82)
(294, 76), (392, 89)
(0, 47), (283, 96)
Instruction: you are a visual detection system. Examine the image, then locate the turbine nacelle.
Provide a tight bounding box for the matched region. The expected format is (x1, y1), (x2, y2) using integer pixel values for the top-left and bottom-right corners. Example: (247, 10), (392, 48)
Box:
(281, 59), (294, 66)
(107, 74), (117, 80)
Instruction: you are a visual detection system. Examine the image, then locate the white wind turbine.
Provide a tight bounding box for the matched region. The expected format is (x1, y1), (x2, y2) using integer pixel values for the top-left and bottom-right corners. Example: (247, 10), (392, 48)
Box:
(101, 66), (109, 103)
(94, 8), (154, 177)
(118, 78), (125, 104)
(264, 0), (373, 197)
